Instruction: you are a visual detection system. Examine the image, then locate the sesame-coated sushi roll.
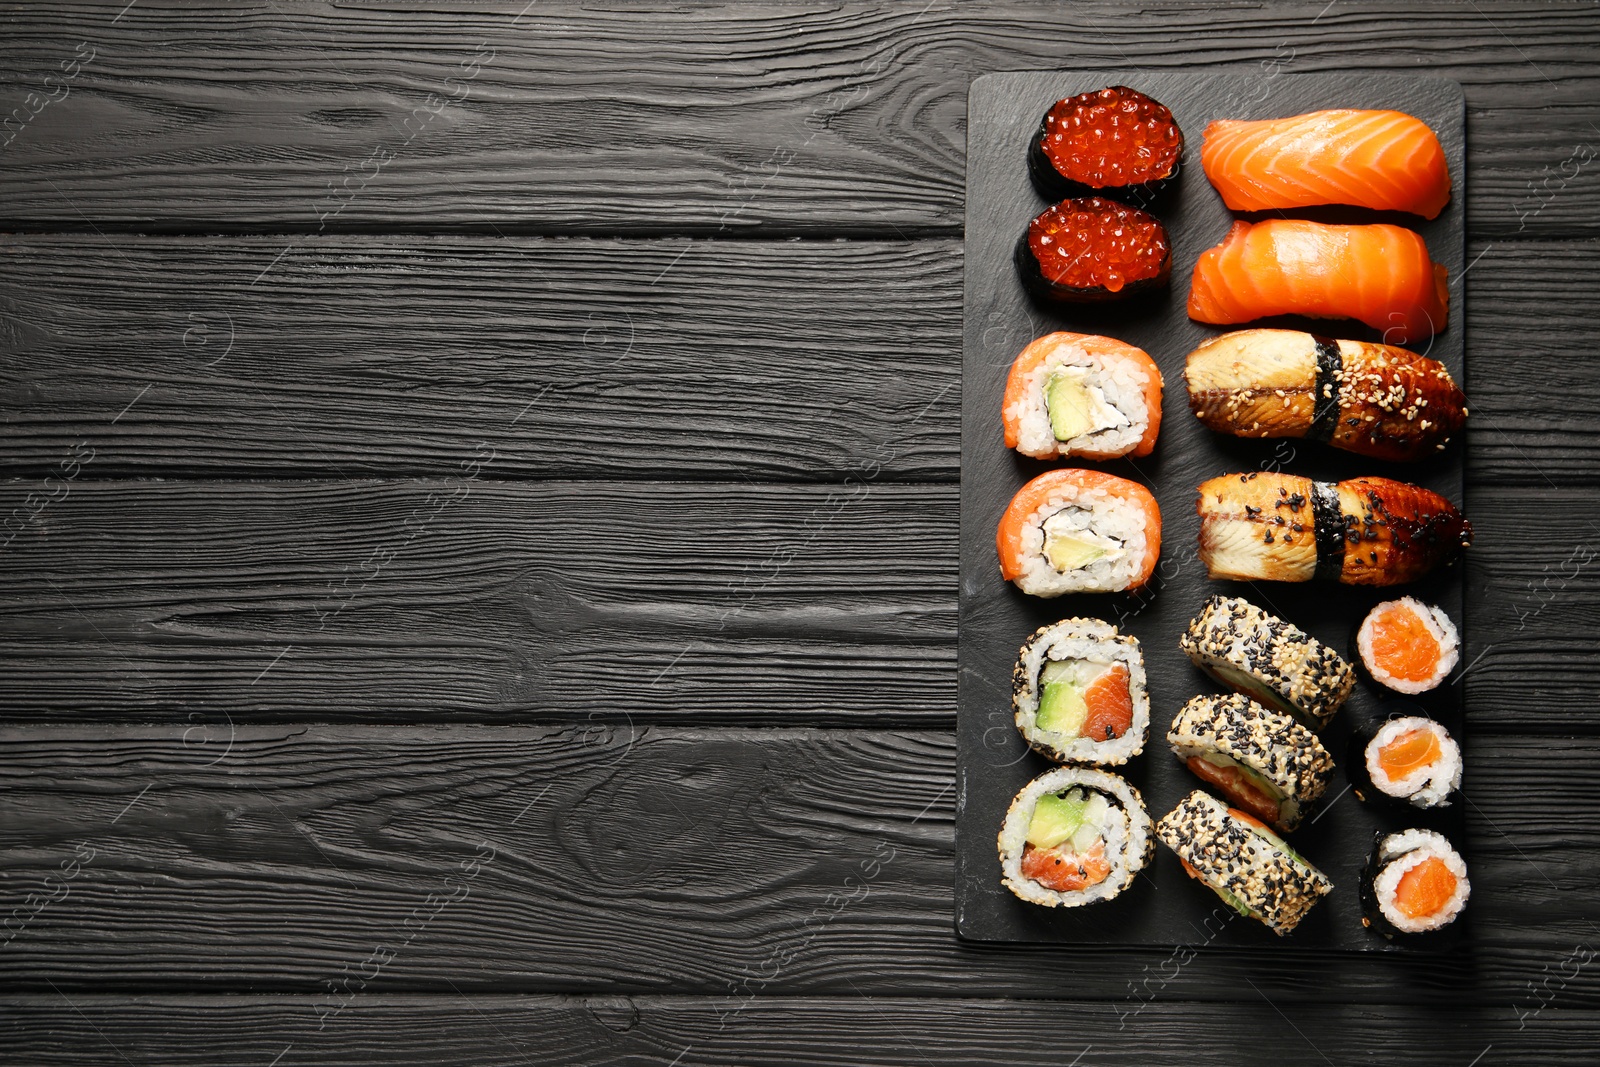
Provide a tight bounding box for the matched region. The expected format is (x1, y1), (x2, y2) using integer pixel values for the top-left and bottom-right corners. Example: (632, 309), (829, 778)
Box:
(1179, 596), (1355, 730)
(1167, 694), (1335, 832)
(998, 767), (1154, 908)
(997, 469), (1162, 596)
(1352, 715), (1462, 810)
(1356, 598), (1460, 694)
(1361, 829), (1470, 938)
(1002, 333), (1164, 461)
(1013, 619), (1150, 765)
(1157, 790), (1333, 935)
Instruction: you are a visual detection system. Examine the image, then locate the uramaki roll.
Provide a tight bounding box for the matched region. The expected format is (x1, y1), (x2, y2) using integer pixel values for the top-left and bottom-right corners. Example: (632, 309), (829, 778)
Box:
(1179, 595), (1355, 730)
(997, 470), (1162, 596)
(1167, 693), (1335, 831)
(1157, 790), (1333, 936)
(1013, 618), (1149, 765)
(998, 766), (1154, 908)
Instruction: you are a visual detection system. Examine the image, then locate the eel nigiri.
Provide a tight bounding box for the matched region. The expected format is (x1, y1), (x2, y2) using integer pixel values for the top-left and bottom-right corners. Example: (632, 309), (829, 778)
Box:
(998, 469), (1162, 596)
(1202, 109), (1452, 219)
(1184, 329), (1467, 461)
(1003, 332), (1164, 461)
(1196, 472), (1470, 585)
(1188, 219), (1449, 344)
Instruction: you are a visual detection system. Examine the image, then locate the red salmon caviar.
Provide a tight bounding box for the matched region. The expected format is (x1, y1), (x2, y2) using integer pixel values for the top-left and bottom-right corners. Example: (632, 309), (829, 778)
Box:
(1031, 86), (1184, 203)
(1019, 197), (1171, 302)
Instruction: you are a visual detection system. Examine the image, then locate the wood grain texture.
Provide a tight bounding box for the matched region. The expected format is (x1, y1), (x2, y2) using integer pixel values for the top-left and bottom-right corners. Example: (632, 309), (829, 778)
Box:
(1, 235), (1596, 483)
(4, 995), (1599, 1066)
(0, 479), (957, 722)
(0, 726), (1594, 1006)
(0, 2), (1596, 237)
(1, 479), (1595, 730)
(0, 235), (958, 481)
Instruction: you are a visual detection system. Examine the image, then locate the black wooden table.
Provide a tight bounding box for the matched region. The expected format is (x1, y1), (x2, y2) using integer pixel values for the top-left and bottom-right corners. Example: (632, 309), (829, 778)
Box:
(1, 2), (1596, 1063)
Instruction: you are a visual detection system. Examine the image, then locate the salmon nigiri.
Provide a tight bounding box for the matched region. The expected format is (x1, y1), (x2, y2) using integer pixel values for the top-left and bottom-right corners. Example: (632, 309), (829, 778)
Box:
(1188, 219), (1449, 344)
(1202, 109), (1452, 219)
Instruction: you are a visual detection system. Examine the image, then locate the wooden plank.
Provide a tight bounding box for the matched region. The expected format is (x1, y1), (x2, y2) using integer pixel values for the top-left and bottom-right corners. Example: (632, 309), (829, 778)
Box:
(3, 995), (1599, 1065)
(0, 479), (958, 722)
(0, 235), (958, 481)
(0, 235), (1594, 483)
(1, 480), (1595, 730)
(0, 2), (1595, 236)
(0, 726), (1593, 1007)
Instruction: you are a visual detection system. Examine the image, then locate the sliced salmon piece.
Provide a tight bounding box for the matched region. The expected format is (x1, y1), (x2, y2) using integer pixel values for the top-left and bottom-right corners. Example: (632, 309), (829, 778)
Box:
(1366, 603), (1445, 683)
(1188, 220), (1449, 344)
(1378, 728), (1443, 779)
(1394, 855), (1459, 919)
(1186, 756), (1280, 826)
(1081, 664), (1134, 740)
(1202, 109), (1452, 219)
(1021, 840), (1112, 892)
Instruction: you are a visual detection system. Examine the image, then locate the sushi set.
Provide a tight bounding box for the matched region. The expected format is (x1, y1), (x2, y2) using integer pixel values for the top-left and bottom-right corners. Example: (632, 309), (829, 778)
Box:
(955, 71), (1470, 950)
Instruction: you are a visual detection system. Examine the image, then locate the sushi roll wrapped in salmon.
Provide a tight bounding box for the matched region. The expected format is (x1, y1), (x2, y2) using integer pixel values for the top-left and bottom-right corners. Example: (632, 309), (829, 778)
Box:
(1201, 109), (1452, 219)
(1167, 694), (1335, 832)
(1361, 829), (1470, 938)
(1003, 332), (1164, 461)
(999, 766), (1154, 907)
(1157, 790), (1333, 935)
(1196, 472), (1471, 586)
(1183, 329), (1468, 462)
(1012, 619), (1150, 765)
(1356, 598), (1460, 694)
(997, 470), (1162, 596)
(1180, 596), (1355, 731)
(1017, 197), (1172, 304)
(1029, 86), (1184, 205)
(1188, 219), (1449, 344)
(1351, 715), (1462, 810)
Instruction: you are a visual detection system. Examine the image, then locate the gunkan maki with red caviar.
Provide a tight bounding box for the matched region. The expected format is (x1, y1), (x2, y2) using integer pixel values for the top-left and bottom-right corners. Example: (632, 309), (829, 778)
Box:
(1016, 197), (1172, 304)
(1029, 86), (1184, 205)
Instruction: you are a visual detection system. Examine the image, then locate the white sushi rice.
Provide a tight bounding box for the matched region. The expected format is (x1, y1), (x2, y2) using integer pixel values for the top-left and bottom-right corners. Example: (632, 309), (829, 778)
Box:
(1356, 597), (1459, 694)
(1013, 618), (1149, 765)
(1372, 828), (1470, 934)
(1364, 716), (1462, 808)
(998, 767), (1153, 908)
(1014, 484), (1150, 595)
(1005, 338), (1152, 458)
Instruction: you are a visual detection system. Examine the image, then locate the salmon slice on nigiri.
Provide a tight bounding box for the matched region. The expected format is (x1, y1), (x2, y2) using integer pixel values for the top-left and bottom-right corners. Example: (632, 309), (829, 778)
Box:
(1188, 219), (1449, 344)
(1202, 109), (1452, 219)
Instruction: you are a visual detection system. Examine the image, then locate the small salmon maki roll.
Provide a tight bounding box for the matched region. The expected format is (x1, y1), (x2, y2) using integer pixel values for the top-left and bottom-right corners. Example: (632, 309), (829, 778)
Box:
(1353, 715), (1462, 810)
(1361, 829), (1469, 938)
(1002, 332), (1164, 460)
(1356, 597), (1460, 693)
(997, 470), (1162, 596)
(1188, 220), (1449, 344)
(1202, 109), (1452, 219)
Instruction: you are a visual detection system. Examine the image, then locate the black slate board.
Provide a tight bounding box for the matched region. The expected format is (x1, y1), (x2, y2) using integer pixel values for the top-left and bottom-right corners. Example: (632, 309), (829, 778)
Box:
(956, 71), (1468, 949)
